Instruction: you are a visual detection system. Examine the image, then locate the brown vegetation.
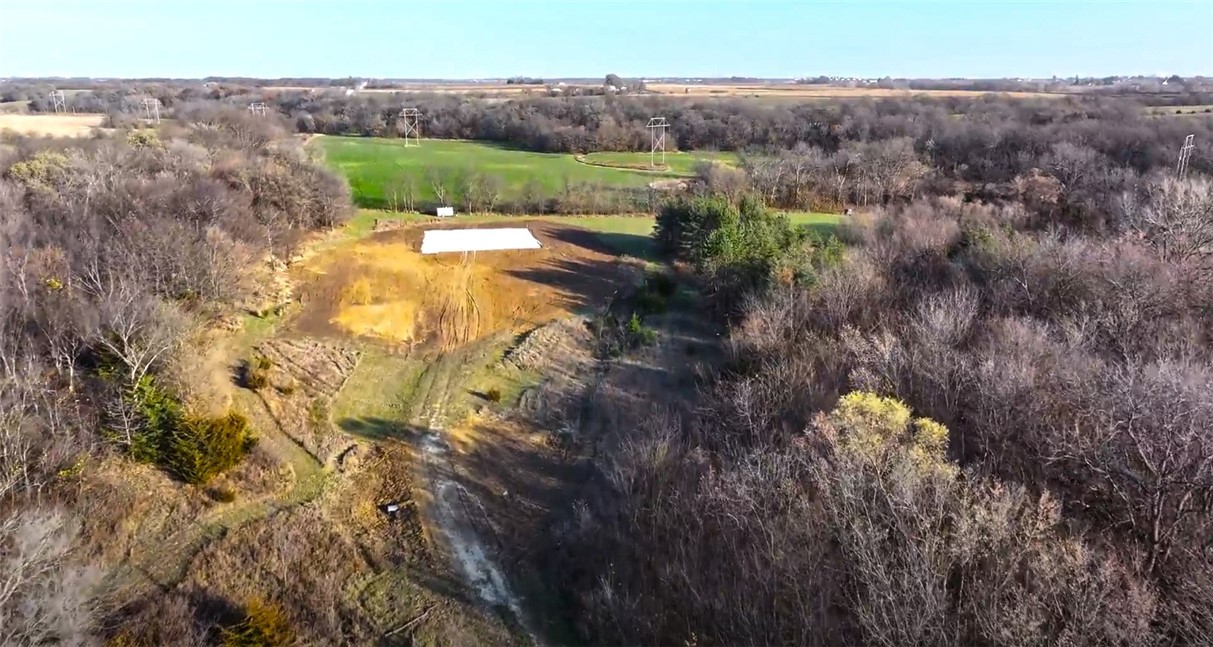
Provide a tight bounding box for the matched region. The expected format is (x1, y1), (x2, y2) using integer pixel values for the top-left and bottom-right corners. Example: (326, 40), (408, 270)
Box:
(292, 221), (639, 350)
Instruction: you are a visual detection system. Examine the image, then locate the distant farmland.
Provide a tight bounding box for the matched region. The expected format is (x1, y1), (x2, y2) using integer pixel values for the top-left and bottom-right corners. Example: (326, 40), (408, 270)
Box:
(0, 113), (106, 137)
(314, 136), (693, 210)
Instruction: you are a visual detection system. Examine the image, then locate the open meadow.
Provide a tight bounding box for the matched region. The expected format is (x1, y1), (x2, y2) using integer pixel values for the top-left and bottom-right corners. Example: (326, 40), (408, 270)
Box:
(314, 136), (688, 209)
(0, 113), (106, 137)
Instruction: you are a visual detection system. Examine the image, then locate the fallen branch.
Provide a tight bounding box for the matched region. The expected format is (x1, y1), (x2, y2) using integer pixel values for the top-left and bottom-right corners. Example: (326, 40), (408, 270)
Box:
(385, 604), (436, 637)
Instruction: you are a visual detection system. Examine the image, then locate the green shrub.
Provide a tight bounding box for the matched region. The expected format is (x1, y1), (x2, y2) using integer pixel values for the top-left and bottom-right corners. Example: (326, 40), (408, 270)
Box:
(210, 485), (237, 503)
(107, 375), (183, 463)
(627, 313), (658, 347)
(486, 388), (503, 403)
(165, 411), (257, 486)
(254, 355), (273, 371)
(221, 599), (295, 647)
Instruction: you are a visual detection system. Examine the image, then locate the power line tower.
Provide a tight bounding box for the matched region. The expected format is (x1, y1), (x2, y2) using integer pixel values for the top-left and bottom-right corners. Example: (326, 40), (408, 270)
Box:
(248, 102), (268, 116)
(1177, 134), (1195, 178)
(49, 90), (66, 114)
(646, 117), (670, 168)
(141, 97), (161, 124)
(399, 108), (422, 147)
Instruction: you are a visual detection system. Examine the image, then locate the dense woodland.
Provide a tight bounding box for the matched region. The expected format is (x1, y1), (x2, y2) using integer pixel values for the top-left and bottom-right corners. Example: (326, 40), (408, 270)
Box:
(2, 81), (1213, 643)
(0, 106), (349, 642)
(549, 130), (1213, 643)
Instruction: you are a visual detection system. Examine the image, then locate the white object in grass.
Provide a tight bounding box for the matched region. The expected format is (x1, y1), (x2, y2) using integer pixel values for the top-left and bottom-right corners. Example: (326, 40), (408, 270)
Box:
(420, 228), (542, 255)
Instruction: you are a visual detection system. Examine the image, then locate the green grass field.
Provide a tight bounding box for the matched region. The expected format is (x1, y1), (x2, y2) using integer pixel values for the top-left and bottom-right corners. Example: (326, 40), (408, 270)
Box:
(315, 137), (681, 209)
(579, 150), (740, 175)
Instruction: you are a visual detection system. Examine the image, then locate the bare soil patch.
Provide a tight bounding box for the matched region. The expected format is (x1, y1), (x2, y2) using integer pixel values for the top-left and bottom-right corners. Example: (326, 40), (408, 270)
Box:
(291, 220), (637, 351)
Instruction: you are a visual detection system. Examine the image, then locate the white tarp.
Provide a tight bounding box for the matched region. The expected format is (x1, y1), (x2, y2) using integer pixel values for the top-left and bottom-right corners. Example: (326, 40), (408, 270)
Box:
(420, 228), (543, 255)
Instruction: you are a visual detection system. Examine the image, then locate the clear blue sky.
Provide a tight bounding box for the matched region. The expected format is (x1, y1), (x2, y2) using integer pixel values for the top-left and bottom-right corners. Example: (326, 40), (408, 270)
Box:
(1, 1), (1209, 79)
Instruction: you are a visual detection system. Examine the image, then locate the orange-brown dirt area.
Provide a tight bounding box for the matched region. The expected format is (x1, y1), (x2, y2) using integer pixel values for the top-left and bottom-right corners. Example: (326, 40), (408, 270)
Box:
(291, 221), (638, 351)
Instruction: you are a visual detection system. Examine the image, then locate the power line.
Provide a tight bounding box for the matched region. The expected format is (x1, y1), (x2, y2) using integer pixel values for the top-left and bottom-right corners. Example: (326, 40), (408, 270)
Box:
(141, 97), (161, 124)
(646, 117), (669, 169)
(1177, 134), (1195, 178)
(399, 108), (422, 147)
(49, 91), (66, 114)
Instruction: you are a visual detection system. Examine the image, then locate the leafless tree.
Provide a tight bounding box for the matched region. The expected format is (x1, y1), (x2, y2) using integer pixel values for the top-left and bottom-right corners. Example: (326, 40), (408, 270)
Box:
(0, 508), (99, 646)
(1123, 175), (1213, 263)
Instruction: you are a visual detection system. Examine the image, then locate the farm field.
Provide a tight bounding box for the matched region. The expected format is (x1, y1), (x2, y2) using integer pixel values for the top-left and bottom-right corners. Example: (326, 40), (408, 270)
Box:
(0, 113), (106, 137)
(645, 82), (1068, 99)
(314, 136), (691, 208)
(579, 150), (739, 174)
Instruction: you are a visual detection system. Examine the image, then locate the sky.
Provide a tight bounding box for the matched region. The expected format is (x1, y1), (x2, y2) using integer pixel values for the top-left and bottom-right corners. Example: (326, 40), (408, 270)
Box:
(0, 0), (1210, 79)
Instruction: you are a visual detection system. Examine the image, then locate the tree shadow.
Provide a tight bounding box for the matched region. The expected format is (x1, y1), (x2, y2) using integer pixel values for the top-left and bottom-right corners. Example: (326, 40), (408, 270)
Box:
(338, 416), (424, 442)
(504, 256), (635, 315)
(543, 223), (657, 261)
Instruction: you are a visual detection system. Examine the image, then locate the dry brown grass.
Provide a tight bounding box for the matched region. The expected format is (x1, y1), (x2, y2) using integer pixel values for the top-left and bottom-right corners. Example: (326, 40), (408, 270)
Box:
(646, 83), (1067, 100)
(264, 84), (541, 96)
(0, 114), (106, 137)
(292, 221), (635, 351)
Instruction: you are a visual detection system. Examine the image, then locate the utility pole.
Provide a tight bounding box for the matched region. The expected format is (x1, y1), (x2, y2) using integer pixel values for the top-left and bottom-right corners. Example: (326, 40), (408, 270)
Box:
(399, 108), (422, 147)
(646, 117), (670, 168)
(141, 97), (161, 124)
(1177, 134), (1195, 178)
(49, 90), (66, 114)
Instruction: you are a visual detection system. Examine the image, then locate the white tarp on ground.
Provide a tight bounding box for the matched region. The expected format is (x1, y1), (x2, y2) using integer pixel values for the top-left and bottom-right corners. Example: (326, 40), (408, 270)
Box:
(420, 228), (543, 255)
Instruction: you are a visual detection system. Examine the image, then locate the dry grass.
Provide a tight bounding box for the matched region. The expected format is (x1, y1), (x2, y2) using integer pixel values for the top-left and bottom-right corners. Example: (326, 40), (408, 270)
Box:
(264, 84), (541, 96)
(0, 113), (106, 137)
(292, 221), (636, 351)
(646, 83), (1066, 100)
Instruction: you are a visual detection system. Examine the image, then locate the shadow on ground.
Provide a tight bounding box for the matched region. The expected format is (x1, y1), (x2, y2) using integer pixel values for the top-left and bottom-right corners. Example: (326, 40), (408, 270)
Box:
(547, 224), (657, 261)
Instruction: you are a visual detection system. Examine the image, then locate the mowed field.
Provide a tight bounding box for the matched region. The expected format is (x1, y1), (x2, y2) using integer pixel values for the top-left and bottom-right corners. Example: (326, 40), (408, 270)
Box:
(315, 136), (685, 208)
(579, 150), (740, 174)
(0, 113), (106, 137)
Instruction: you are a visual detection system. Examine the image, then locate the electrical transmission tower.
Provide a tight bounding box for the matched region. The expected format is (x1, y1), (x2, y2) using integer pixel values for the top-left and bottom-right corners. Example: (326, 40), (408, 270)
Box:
(646, 117), (670, 168)
(399, 108), (422, 147)
(248, 102), (268, 116)
(1177, 134), (1195, 178)
(141, 97), (161, 124)
(49, 91), (66, 114)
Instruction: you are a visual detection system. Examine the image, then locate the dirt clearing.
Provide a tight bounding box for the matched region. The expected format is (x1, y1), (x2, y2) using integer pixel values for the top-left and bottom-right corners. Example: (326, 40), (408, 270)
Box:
(292, 220), (638, 351)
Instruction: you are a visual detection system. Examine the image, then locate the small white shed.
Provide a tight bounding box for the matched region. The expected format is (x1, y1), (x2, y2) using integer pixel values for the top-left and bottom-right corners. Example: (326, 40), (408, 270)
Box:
(435, 206), (455, 218)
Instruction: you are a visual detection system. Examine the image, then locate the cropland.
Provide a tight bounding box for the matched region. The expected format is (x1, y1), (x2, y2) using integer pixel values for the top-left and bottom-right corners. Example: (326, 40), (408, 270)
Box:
(0, 113), (106, 137)
(315, 136), (687, 209)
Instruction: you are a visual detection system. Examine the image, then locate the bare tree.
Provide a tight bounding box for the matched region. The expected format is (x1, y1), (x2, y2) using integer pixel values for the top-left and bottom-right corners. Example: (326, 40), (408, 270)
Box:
(1123, 175), (1213, 263)
(0, 508), (99, 646)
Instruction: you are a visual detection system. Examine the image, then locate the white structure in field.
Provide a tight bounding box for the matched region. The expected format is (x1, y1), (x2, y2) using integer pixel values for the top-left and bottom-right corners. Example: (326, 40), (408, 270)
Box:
(420, 228), (542, 255)
(435, 206), (455, 217)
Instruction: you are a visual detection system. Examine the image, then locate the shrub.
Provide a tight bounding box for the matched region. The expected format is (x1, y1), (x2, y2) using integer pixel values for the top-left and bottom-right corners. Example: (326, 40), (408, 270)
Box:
(221, 599), (295, 647)
(627, 313), (658, 347)
(210, 485), (237, 503)
(486, 388), (503, 403)
(165, 411), (257, 486)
